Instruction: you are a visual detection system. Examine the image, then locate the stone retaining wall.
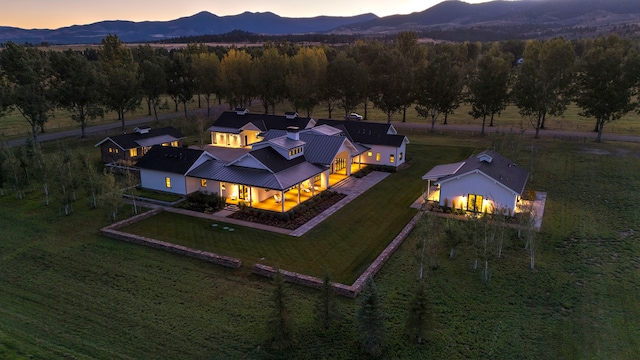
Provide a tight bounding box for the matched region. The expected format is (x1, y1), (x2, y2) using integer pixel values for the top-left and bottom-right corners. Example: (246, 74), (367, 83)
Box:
(100, 208), (242, 269)
(253, 212), (422, 298)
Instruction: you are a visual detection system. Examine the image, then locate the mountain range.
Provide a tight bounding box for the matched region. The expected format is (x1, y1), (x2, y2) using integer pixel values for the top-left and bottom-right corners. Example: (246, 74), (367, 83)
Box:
(1, 0), (640, 44)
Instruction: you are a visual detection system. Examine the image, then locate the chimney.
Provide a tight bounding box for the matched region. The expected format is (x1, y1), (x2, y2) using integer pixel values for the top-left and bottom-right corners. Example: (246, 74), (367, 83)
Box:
(235, 108), (248, 115)
(286, 126), (300, 141)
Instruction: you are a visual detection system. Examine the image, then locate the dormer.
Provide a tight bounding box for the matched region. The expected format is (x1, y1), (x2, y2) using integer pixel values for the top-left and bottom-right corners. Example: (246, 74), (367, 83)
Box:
(477, 152), (493, 163)
(235, 108), (249, 115)
(285, 111), (298, 119)
(134, 126), (151, 134)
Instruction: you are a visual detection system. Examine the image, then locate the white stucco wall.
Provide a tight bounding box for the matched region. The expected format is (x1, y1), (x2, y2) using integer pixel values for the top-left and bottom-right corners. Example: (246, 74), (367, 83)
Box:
(438, 171), (519, 213)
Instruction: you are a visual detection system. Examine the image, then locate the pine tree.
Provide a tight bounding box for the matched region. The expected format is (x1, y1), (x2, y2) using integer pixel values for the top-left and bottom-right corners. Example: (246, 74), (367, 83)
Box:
(315, 270), (338, 330)
(266, 270), (294, 350)
(405, 281), (433, 344)
(355, 277), (386, 358)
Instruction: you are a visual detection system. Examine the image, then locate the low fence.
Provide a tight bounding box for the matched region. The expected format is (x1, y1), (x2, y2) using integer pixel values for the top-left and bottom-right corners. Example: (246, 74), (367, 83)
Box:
(252, 212), (422, 298)
(99, 208), (242, 269)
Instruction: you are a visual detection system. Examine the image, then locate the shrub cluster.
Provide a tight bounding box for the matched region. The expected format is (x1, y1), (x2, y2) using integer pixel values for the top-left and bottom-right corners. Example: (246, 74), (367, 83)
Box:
(176, 191), (226, 214)
(229, 191), (346, 230)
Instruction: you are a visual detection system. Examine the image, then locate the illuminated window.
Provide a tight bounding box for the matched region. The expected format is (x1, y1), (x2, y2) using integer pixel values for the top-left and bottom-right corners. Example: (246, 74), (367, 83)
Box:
(389, 154), (394, 163)
(165, 177), (171, 188)
(108, 148), (119, 154)
(367, 151), (372, 157)
(467, 194), (483, 212)
(129, 148), (138, 157)
(201, 179), (207, 187)
(399, 152), (403, 160)
(162, 143), (168, 147)
(376, 153), (381, 162)
(171, 141), (178, 147)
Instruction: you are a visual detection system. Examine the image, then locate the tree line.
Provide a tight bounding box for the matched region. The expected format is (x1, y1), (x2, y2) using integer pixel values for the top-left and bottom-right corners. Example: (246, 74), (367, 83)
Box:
(1, 33), (639, 143)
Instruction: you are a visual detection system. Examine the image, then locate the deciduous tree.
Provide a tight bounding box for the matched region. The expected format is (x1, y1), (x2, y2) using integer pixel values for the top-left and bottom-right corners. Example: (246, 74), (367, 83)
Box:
(252, 47), (288, 114)
(0, 42), (54, 141)
(192, 53), (220, 117)
(51, 50), (105, 138)
(512, 38), (576, 138)
(468, 44), (512, 135)
(286, 47), (327, 117)
(575, 35), (640, 142)
(99, 34), (142, 130)
(219, 49), (254, 109)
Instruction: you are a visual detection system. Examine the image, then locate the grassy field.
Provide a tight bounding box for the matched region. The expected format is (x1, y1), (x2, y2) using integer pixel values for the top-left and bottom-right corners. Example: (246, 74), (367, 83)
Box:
(1, 133), (640, 359)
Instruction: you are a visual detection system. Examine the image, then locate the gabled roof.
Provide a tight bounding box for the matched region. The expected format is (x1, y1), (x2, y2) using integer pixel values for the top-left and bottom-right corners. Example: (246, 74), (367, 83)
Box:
(208, 111), (315, 133)
(261, 129), (364, 166)
(135, 146), (213, 175)
(422, 162), (465, 181)
(188, 158), (326, 190)
(94, 127), (185, 150)
(248, 147), (307, 173)
(436, 150), (529, 194)
(314, 119), (407, 147)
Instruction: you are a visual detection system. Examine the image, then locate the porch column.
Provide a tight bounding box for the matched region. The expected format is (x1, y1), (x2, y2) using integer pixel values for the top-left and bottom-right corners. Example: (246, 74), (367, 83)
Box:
(281, 190), (285, 213)
(249, 186), (253, 207)
(346, 157), (352, 176)
(297, 183), (301, 204)
(311, 178), (315, 197)
(323, 170), (330, 189)
(358, 154), (362, 169)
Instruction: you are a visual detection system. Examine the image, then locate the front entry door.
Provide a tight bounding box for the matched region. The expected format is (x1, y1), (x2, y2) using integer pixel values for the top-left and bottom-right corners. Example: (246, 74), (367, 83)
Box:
(238, 185), (249, 201)
(468, 194), (483, 212)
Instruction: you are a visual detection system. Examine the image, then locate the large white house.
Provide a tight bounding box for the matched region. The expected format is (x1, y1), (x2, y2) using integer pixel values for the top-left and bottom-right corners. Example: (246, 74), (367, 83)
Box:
(135, 111), (410, 212)
(422, 150), (529, 215)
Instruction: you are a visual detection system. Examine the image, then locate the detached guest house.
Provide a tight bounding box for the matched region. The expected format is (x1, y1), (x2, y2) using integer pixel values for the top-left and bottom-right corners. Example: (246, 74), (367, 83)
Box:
(422, 150), (529, 215)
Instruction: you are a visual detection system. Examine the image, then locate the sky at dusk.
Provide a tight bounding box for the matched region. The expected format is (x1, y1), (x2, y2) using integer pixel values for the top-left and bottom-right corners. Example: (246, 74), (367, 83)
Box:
(1, 0), (496, 29)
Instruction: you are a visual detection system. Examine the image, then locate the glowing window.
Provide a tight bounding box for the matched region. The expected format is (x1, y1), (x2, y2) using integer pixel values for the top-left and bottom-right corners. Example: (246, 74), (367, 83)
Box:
(129, 148), (138, 157)
(467, 194), (483, 212)
(389, 154), (394, 163)
(376, 153), (381, 162)
(171, 141), (178, 147)
(201, 179), (207, 187)
(367, 151), (372, 157)
(399, 152), (403, 160)
(165, 177), (171, 188)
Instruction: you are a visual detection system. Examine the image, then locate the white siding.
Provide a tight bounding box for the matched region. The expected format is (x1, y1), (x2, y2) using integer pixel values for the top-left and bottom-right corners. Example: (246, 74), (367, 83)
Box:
(140, 169), (188, 195)
(438, 171), (518, 213)
(359, 144), (405, 167)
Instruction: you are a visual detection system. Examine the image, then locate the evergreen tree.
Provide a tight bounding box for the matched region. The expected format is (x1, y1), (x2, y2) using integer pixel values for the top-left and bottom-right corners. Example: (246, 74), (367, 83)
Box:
(355, 277), (386, 358)
(315, 270), (338, 330)
(266, 270), (294, 350)
(405, 280), (433, 344)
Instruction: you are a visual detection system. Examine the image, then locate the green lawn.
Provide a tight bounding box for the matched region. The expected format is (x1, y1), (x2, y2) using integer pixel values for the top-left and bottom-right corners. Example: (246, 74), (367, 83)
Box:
(1, 134), (639, 359)
(120, 144), (472, 284)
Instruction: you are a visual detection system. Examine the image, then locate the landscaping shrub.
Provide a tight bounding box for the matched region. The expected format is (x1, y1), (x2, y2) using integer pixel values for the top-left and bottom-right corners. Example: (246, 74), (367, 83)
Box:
(176, 191), (226, 213)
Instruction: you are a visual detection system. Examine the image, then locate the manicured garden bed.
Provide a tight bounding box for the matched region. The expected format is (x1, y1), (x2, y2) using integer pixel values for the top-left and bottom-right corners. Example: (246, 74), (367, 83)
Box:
(227, 190), (346, 229)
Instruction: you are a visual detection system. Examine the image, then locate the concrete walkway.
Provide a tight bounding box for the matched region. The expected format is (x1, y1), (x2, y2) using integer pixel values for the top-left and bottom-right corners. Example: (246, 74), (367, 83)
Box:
(289, 171), (391, 237)
(132, 171), (391, 237)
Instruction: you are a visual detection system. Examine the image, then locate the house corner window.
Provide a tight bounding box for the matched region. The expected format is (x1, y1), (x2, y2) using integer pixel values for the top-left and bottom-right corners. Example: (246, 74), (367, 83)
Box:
(165, 177), (171, 188)
(129, 148), (138, 157)
(171, 141), (179, 147)
(399, 152), (403, 160)
(201, 179), (207, 187)
(389, 154), (395, 163)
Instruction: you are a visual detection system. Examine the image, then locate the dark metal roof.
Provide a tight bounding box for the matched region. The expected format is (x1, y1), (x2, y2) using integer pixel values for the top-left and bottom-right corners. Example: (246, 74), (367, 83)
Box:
(249, 147), (307, 173)
(209, 111), (315, 132)
(261, 130), (362, 166)
(188, 159), (326, 190)
(439, 150), (529, 194)
(94, 126), (185, 150)
(314, 119), (407, 147)
(134, 146), (209, 175)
